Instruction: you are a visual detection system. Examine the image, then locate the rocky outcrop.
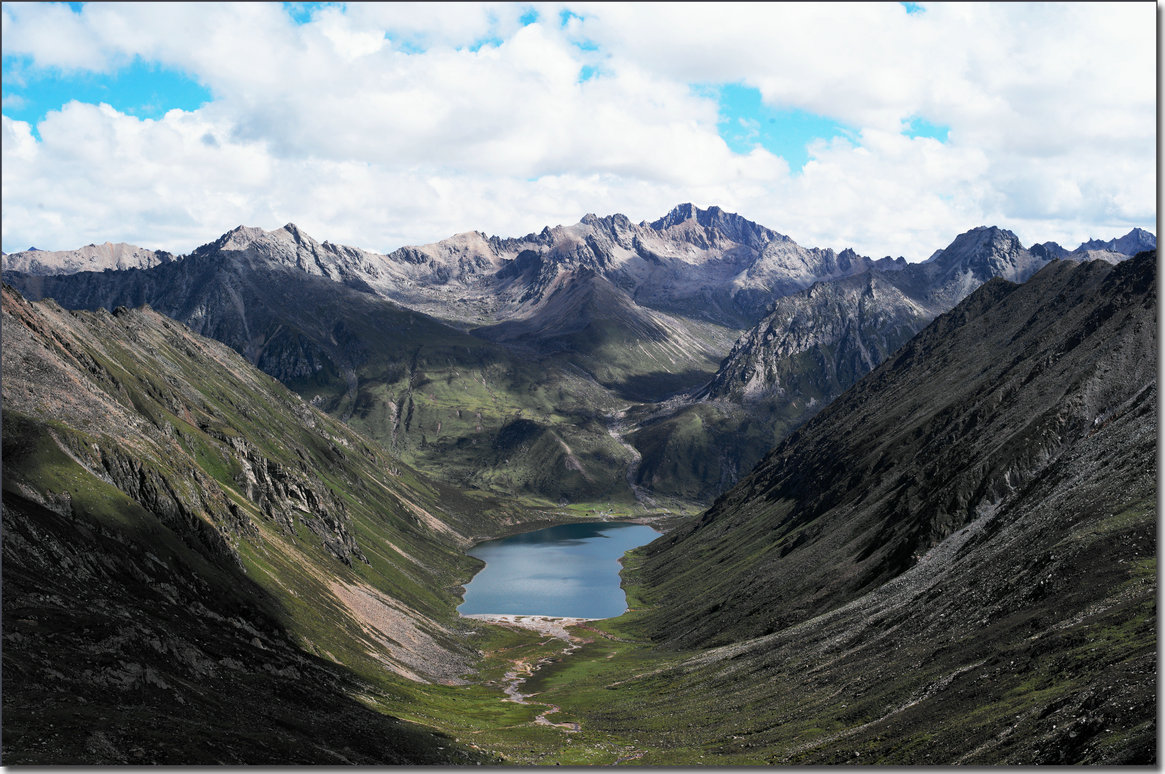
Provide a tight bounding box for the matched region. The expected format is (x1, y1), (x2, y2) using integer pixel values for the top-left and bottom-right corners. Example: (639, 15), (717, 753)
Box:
(635, 226), (1059, 500)
(97, 443), (252, 562)
(703, 271), (931, 403)
(220, 433), (366, 565)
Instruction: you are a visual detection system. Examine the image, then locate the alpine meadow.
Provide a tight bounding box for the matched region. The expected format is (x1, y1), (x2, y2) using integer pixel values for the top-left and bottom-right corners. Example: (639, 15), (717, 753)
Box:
(0, 1), (1156, 766)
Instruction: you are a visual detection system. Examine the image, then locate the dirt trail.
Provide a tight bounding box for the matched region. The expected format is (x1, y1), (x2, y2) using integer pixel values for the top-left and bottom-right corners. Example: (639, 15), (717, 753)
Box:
(467, 614), (592, 733)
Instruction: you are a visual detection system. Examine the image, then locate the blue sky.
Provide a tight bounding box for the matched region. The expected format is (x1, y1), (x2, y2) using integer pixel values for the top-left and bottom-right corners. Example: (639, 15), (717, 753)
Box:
(2, 56), (213, 132)
(0, 2), (1155, 259)
(709, 84), (853, 171)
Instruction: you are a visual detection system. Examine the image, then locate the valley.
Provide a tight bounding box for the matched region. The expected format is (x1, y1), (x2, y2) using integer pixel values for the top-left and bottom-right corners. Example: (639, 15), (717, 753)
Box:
(1, 206), (1156, 764)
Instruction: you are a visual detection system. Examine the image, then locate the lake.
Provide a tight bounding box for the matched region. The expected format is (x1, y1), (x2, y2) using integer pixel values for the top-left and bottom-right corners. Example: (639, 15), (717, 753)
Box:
(458, 521), (660, 619)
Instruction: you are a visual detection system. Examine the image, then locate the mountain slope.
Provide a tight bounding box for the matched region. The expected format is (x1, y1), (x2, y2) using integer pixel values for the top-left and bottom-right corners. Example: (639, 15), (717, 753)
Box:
(5, 214), (1153, 509)
(7, 205), (871, 507)
(628, 226), (1041, 500)
(634, 253), (1155, 647)
(1, 285), (511, 763)
(701, 225), (1044, 410)
(703, 270), (930, 403)
(534, 253), (1155, 764)
(474, 267), (737, 401)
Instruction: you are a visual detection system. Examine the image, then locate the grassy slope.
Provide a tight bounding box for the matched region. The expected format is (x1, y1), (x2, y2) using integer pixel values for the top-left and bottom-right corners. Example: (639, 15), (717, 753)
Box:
(635, 257), (1157, 647)
(4, 251), (1155, 765)
(0, 282), (706, 765)
(529, 425), (1155, 764)
(2, 441), (491, 765)
(473, 255), (1157, 764)
(1, 287), (528, 762)
(317, 272), (739, 507)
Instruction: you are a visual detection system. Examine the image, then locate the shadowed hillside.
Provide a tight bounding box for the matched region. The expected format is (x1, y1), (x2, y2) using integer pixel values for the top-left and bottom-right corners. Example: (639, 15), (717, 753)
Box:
(524, 254), (1155, 764)
(1, 285), (512, 764)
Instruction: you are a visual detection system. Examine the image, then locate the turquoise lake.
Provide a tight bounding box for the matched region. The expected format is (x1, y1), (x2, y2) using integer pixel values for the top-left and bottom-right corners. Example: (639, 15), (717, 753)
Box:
(458, 521), (660, 619)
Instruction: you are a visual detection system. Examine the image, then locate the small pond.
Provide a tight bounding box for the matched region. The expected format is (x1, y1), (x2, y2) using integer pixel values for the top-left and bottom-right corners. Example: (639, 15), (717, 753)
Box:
(458, 521), (660, 619)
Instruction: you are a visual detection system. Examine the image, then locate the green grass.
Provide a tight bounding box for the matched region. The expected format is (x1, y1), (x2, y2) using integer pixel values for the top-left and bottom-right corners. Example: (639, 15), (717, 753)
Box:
(4, 412), (151, 532)
(7, 285), (1156, 766)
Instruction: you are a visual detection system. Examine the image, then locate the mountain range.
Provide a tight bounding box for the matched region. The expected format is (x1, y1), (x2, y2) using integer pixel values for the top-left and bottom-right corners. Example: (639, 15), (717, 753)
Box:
(2, 205), (1156, 764)
(2, 241), (176, 275)
(4, 206), (1152, 510)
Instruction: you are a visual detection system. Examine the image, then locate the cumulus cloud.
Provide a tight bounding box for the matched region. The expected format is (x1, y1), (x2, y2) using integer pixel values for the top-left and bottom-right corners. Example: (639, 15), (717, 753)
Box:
(0, 2), (1155, 260)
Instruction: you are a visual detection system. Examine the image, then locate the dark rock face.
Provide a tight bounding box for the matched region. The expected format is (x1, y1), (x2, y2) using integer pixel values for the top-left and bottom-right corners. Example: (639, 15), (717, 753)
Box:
(96, 442), (253, 563)
(1031, 240), (1069, 260)
(703, 272), (930, 403)
(704, 225), (1043, 410)
(219, 433), (365, 565)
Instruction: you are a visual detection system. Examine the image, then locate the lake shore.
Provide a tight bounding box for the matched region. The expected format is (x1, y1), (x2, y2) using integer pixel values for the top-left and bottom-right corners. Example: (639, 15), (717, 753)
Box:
(462, 614), (596, 640)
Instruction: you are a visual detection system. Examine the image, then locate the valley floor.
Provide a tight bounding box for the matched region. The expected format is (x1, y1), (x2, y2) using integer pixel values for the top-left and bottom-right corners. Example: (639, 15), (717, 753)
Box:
(374, 494), (1157, 766)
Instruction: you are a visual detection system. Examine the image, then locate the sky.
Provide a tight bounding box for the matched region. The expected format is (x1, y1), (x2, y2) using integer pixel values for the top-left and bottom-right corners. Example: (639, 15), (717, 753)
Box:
(0, 1), (1157, 260)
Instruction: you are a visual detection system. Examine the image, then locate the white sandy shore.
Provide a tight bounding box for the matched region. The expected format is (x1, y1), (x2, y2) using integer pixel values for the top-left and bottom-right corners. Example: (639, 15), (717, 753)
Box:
(462, 613), (596, 640)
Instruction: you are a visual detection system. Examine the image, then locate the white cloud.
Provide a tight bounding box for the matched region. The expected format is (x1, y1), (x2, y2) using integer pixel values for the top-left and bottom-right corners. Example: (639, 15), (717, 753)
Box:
(344, 2), (530, 50)
(0, 3), (116, 72)
(0, 2), (1155, 260)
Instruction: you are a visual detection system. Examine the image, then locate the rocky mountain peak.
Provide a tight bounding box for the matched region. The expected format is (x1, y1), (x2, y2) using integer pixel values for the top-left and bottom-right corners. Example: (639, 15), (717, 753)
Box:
(645, 203), (778, 252)
(1106, 227), (1156, 255)
(218, 223), (323, 256)
(269, 223), (325, 251)
(837, 247), (862, 271)
(1031, 241), (1069, 261)
(648, 202), (699, 230)
(214, 225), (269, 252)
(924, 225), (1036, 284)
(948, 224), (1020, 251)
(578, 211), (634, 235)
